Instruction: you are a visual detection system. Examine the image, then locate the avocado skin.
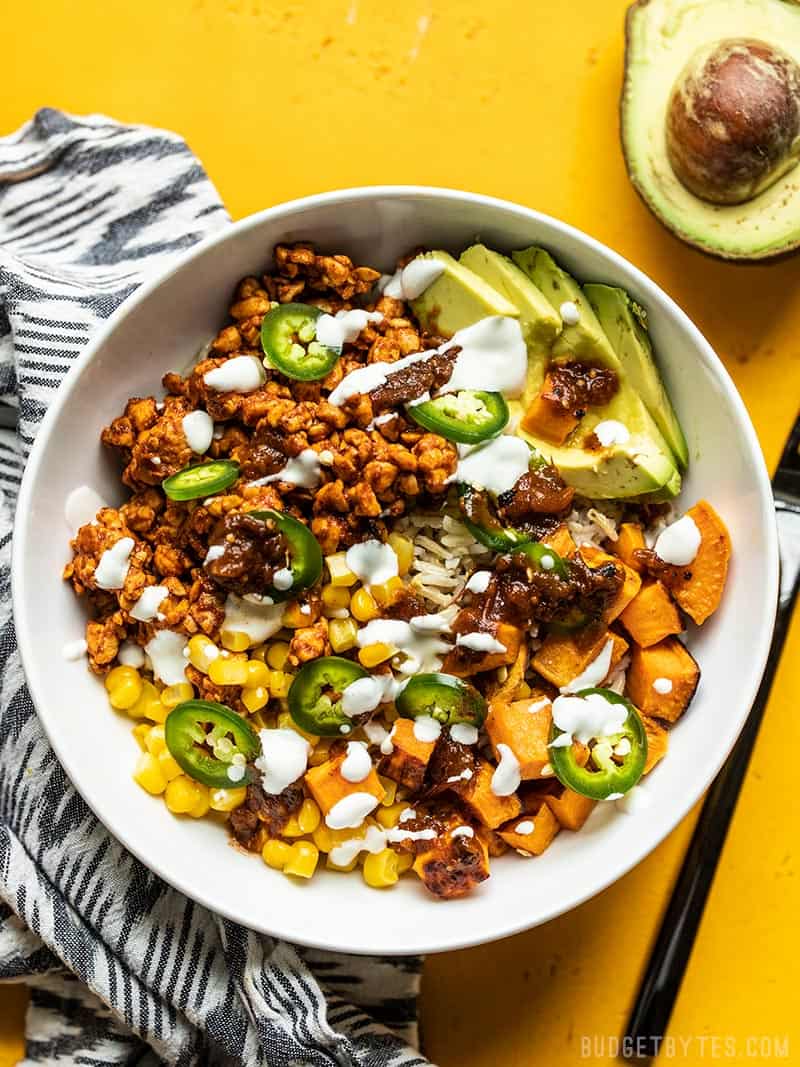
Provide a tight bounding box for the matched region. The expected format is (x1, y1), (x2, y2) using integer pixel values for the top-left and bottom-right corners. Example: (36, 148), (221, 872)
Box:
(409, 251), (518, 338)
(584, 283), (689, 471)
(512, 246), (681, 500)
(621, 0), (800, 262)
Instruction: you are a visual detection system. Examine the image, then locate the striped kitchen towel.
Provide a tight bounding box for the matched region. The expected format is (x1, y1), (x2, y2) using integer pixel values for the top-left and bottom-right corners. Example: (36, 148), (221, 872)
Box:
(0, 108), (427, 1067)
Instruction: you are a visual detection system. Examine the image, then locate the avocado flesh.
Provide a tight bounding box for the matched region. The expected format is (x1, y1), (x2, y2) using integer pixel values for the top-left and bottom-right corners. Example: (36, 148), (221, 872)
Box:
(409, 251), (518, 337)
(584, 283), (689, 471)
(511, 247), (681, 499)
(623, 0), (800, 261)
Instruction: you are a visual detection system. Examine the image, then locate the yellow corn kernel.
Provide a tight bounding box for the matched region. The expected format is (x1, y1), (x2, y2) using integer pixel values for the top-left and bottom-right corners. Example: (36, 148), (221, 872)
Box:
(249, 644), (268, 663)
(350, 587), (379, 622)
(144, 724), (167, 756)
(363, 848), (400, 888)
(105, 665), (143, 711)
(326, 552), (358, 587)
(145, 701), (168, 725)
(220, 629), (251, 652)
(208, 654), (249, 687)
(244, 659), (270, 689)
(282, 601), (311, 629)
(133, 752), (168, 795)
(187, 634), (220, 674)
(266, 641), (290, 670)
(160, 681), (194, 709)
(396, 851), (414, 873)
(358, 642), (395, 668)
(387, 533), (414, 576)
(297, 797), (321, 834)
(276, 710), (317, 745)
(371, 576), (404, 607)
(375, 802), (407, 829)
(132, 722), (150, 749)
(165, 775), (205, 815)
(269, 670), (294, 700)
(312, 823), (335, 853)
(209, 787), (247, 812)
(157, 748), (183, 782)
(328, 617), (358, 654)
(281, 815), (304, 838)
(378, 776), (398, 807)
(308, 738), (333, 767)
(283, 840), (319, 879)
(242, 685), (270, 713)
(262, 838), (293, 870)
(127, 680), (160, 721)
(321, 584), (351, 614)
(189, 784), (211, 818)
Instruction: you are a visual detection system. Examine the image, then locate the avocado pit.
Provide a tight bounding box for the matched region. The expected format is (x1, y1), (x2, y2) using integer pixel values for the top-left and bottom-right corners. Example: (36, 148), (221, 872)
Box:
(666, 38), (800, 206)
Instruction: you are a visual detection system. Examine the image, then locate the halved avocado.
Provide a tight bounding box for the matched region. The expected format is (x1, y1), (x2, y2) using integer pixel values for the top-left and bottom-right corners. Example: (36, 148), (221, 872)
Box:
(623, 0), (800, 261)
(511, 247), (681, 499)
(584, 284), (689, 471)
(409, 251), (518, 336)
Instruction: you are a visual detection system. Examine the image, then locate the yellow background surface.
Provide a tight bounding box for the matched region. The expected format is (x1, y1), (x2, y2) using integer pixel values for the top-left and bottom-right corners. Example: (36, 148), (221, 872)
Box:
(2, 1), (799, 1064)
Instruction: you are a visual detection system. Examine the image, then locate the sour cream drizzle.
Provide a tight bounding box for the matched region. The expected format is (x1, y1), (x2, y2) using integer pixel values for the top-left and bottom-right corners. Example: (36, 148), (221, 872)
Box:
(653, 677), (673, 694)
(654, 514), (701, 566)
(341, 674), (398, 717)
(491, 744), (521, 796)
(315, 309), (383, 350)
(456, 631), (507, 654)
(248, 448), (322, 489)
(450, 723), (479, 745)
(340, 741), (372, 783)
(223, 593), (283, 644)
(383, 256), (445, 301)
(356, 618), (450, 675)
(465, 570), (491, 594)
(345, 540), (399, 587)
(551, 690), (627, 746)
(182, 410), (214, 454)
(256, 728), (310, 795)
(95, 537), (134, 590)
(455, 435), (532, 496)
(560, 638), (614, 694)
(325, 792), (380, 830)
(129, 585), (169, 622)
(329, 824), (387, 868)
(203, 356), (265, 393)
(594, 419), (630, 447)
(145, 630), (189, 686)
(412, 715), (442, 744)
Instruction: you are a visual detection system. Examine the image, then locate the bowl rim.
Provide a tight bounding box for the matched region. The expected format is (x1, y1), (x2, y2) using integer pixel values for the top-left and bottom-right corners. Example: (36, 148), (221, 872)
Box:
(12, 185), (779, 954)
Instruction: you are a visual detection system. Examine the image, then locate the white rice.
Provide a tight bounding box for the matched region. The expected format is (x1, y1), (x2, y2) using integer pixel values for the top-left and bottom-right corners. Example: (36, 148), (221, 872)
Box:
(396, 505), (490, 607)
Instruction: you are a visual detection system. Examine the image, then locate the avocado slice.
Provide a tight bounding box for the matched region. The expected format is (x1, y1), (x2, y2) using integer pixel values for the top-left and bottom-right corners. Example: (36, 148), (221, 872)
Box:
(622, 0), (800, 261)
(409, 251), (518, 337)
(584, 284), (689, 471)
(511, 246), (681, 499)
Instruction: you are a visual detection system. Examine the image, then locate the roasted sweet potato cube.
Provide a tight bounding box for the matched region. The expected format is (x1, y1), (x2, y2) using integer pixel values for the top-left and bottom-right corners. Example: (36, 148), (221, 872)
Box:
(655, 501), (731, 625)
(304, 752), (385, 816)
(542, 522), (577, 559)
(460, 760), (522, 829)
(378, 716), (436, 792)
(614, 522), (647, 572)
(443, 622), (522, 677)
(520, 376), (580, 444)
(580, 545), (642, 622)
(486, 694), (553, 779)
(626, 637), (700, 724)
(412, 826), (490, 899)
(543, 787), (597, 831)
(498, 802), (560, 856)
(641, 714), (670, 773)
(532, 628), (628, 690)
(620, 580), (682, 648)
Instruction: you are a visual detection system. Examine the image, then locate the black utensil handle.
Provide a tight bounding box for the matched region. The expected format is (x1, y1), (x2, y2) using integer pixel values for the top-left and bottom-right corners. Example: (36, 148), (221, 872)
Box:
(623, 504), (800, 1060)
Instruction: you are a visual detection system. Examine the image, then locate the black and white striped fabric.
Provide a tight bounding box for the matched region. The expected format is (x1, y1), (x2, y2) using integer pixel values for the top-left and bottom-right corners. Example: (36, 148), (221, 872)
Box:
(0, 109), (427, 1067)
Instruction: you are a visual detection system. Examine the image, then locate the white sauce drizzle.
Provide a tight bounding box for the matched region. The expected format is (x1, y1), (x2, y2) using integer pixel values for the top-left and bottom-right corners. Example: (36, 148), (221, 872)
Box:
(408, 609), (455, 633)
(559, 638), (614, 694)
(315, 309), (383, 350)
(356, 618), (450, 675)
(340, 741), (373, 783)
(528, 698), (551, 714)
(329, 824), (387, 868)
(255, 728), (310, 795)
(272, 567), (294, 592)
(383, 256), (445, 300)
(451, 826), (474, 839)
(654, 514), (701, 566)
(341, 674), (397, 717)
(514, 820), (535, 835)
(223, 593), (283, 644)
(412, 715), (442, 744)
(551, 690), (628, 746)
(491, 744), (521, 796)
(129, 585), (169, 623)
(386, 826), (437, 844)
(345, 540), (399, 587)
(456, 632), (507, 654)
(465, 570), (491, 594)
(95, 537), (134, 590)
(145, 630), (189, 686)
(594, 420), (630, 447)
(325, 792), (380, 830)
(203, 356), (265, 393)
(560, 300), (580, 326)
(380, 724), (396, 755)
(653, 676), (673, 695)
(64, 485), (105, 534)
(181, 410), (214, 454)
(450, 723), (479, 745)
(118, 640), (145, 668)
(363, 720), (390, 747)
(62, 639), (88, 661)
(204, 545), (225, 565)
(455, 435), (532, 496)
(248, 448), (322, 489)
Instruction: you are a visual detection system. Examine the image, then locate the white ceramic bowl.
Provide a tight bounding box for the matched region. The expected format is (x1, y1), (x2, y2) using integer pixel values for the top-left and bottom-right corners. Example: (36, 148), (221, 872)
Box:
(13, 187), (778, 955)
